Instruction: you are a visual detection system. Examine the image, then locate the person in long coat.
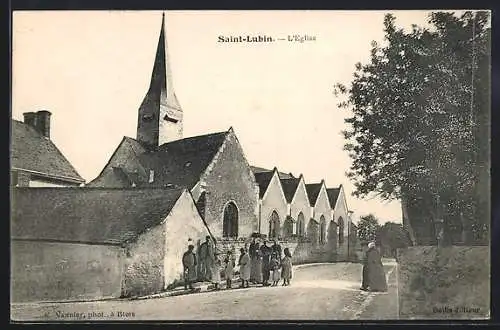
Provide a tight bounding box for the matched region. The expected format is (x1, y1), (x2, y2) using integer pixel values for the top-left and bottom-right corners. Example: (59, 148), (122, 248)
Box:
(249, 238), (258, 283)
(260, 240), (273, 286)
(238, 248), (251, 288)
(362, 242), (388, 292)
(224, 251), (235, 289)
(253, 244), (264, 284)
(281, 247), (293, 286)
(182, 244), (197, 290)
(211, 251), (222, 290)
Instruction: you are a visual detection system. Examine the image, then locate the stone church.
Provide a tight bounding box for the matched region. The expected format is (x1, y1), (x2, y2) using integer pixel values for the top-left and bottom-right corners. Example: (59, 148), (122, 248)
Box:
(10, 13), (357, 303)
(89, 13), (355, 261)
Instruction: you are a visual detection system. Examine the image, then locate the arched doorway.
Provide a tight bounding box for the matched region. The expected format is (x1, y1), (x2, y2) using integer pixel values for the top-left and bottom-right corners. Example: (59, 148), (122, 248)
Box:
(269, 211), (280, 239)
(338, 217), (344, 245)
(223, 202), (238, 238)
(319, 215), (326, 244)
(297, 212), (305, 237)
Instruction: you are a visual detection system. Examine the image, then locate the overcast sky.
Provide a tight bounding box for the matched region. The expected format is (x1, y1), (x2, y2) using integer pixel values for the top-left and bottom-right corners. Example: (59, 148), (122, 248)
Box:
(12, 10), (455, 224)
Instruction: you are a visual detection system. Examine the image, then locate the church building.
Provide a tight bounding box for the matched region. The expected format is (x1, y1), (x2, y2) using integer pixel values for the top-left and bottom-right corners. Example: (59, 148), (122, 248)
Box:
(88, 14), (260, 242)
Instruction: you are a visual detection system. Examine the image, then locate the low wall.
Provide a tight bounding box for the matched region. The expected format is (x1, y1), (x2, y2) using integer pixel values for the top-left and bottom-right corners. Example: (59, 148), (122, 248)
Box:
(11, 240), (124, 303)
(397, 246), (490, 320)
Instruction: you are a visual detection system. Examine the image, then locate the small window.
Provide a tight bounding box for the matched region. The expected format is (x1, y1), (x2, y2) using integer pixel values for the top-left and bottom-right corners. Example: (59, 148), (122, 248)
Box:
(142, 114), (154, 121)
(149, 170), (155, 183)
(185, 162), (191, 167)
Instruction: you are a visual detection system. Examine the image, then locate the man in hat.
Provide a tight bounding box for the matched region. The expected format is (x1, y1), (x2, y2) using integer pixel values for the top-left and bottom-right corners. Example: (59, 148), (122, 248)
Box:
(182, 244), (197, 290)
(260, 239), (273, 286)
(198, 235), (214, 281)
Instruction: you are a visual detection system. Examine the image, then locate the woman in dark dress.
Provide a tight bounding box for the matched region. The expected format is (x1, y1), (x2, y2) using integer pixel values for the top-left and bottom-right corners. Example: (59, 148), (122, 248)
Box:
(361, 242), (388, 292)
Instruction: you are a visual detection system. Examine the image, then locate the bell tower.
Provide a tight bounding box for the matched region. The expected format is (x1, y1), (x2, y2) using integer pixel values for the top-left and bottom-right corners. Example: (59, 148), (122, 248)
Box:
(137, 12), (183, 148)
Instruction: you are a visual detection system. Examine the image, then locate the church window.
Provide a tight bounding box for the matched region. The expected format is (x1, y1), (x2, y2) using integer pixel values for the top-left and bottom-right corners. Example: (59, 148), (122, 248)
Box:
(142, 114), (154, 121)
(338, 217), (345, 245)
(320, 215), (326, 244)
(148, 170), (154, 183)
(269, 211), (280, 239)
(297, 212), (305, 237)
(223, 202), (238, 238)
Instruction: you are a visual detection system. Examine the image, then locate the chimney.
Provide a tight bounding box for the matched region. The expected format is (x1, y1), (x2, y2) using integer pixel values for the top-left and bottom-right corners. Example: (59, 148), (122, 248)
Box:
(23, 112), (37, 128)
(35, 110), (52, 139)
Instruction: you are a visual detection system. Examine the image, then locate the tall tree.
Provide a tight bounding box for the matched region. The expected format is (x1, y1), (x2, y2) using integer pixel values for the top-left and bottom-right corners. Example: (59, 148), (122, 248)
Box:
(357, 214), (381, 243)
(334, 11), (490, 245)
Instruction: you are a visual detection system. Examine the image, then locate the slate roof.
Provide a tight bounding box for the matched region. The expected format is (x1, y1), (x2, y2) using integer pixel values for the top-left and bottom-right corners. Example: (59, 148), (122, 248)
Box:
(250, 166), (295, 179)
(139, 131), (228, 189)
(305, 183), (323, 206)
(326, 187), (341, 209)
(11, 187), (186, 245)
(10, 120), (84, 183)
(90, 131), (228, 189)
(280, 177), (301, 203)
(254, 171), (275, 199)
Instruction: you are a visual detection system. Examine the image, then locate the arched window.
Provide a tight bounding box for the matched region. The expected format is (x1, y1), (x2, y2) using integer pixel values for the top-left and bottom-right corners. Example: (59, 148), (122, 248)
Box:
(223, 202), (238, 238)
(297, 212), (305, 237)
(283, 216), (294, 238)
(320, 215), (326, 244)
(328, 220), (337, 246)
(269, 211), (280, 239)
(307, 219), (319, 245)
(338, 217), (345, 245)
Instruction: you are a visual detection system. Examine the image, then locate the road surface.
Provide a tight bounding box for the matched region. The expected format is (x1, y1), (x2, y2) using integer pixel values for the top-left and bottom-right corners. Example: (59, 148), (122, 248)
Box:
(11, 261), (398, 321)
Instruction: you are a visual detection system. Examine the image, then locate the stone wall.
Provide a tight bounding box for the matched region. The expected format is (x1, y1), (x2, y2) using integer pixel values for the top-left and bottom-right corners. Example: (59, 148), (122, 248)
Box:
(122, 223), (166, 298)
(201, 131), (259, 238)
(397, 246), (490, 320)
(11, 240), (124, 303)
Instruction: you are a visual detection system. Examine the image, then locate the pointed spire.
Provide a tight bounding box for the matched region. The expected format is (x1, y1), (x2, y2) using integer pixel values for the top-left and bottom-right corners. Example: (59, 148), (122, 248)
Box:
(150, 12), (181, 111)
(137, 13), (183, 147)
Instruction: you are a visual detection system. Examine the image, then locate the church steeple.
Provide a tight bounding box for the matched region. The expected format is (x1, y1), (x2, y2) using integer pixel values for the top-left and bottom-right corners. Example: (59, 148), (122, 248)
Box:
(137, 12), (183, 148)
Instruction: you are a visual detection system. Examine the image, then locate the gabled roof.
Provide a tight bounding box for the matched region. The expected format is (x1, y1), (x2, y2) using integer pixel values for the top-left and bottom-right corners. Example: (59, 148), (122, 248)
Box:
(254, 170), (275, 199)
(305, 182), (324, 207)
(250, 166), (294, 179)
(90, 131), (228, 189)
(139, 131), (228, 189)
(11, 187), (186, 245)
(10, 120), (84, 183)
(326, 187), (341, 209)
(280, 177), (301, 203)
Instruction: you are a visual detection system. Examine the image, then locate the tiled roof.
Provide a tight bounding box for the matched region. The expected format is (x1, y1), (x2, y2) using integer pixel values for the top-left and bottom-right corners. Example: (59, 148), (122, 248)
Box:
(305, 183), (323, 206)
(10, 120), (84, 183)
(254, 171), (275, 199)
(11, 187), (185, 245)
(280, 177), (301, 203)
(326, 188), (341, 209)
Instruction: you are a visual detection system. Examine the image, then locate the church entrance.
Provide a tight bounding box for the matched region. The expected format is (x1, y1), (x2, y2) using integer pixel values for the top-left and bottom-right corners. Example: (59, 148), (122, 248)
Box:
(223, 202), (238, 238)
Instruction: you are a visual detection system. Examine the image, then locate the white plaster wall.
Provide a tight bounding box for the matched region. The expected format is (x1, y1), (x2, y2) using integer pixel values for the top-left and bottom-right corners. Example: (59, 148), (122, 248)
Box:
(163, 191), (209, 288)
(289, 179), (310, 236)
(259, 172), (288, 238)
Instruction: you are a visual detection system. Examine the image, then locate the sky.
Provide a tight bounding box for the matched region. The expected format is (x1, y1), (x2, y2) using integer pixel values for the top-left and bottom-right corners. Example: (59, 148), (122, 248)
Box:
(12, 10), (457, 224)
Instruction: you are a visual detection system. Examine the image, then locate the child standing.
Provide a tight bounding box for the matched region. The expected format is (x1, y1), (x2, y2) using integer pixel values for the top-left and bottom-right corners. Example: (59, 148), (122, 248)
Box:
(281, 247), (293, 286)
(211, 251), (222, 290)
(224, 250), (235, 289)
(270, 253), (280, 286)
